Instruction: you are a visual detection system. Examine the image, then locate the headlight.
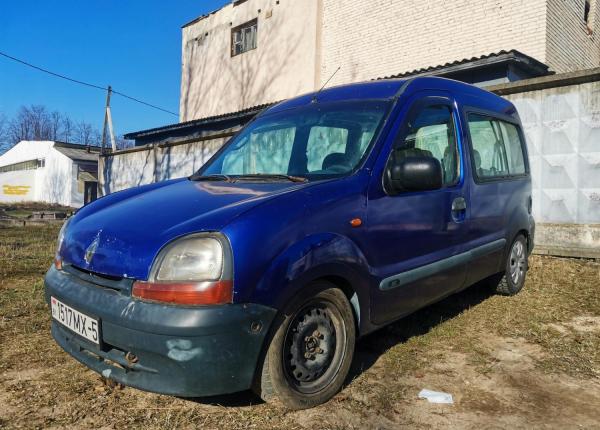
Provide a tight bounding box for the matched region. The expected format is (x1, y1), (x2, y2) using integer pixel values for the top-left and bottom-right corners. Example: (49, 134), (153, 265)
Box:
(132, 233), (233, 306)
(54, 217), (72, 270)
(154, 236), (223, 281)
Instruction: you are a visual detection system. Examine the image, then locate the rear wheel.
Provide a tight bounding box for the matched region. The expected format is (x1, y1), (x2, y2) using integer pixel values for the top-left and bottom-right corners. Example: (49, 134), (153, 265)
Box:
(253, 284), (355, 410)
(493, 234), (528, 295)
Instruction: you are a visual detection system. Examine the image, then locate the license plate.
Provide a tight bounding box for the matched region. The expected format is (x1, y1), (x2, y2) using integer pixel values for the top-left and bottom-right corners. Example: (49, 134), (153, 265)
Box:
(51, 296), (100, 345)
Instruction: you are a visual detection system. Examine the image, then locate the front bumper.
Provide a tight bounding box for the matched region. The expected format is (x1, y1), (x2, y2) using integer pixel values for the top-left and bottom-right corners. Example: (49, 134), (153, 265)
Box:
(44, 265), (276, 397)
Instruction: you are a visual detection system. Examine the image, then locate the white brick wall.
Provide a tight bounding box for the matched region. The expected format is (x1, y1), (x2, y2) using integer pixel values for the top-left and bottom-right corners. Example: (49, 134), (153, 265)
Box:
(321, 0), (549, 86)
(546, 0), (600, 72)
(180, 0), (600, 119)
(180, 0), (319, 121)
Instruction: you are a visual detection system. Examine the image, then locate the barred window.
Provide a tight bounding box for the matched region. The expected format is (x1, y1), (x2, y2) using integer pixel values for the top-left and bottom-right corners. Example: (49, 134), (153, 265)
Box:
(231, 19), (257, 56)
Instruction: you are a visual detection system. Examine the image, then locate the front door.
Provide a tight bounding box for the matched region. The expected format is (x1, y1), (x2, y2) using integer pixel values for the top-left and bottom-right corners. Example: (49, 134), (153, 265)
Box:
(84, 181), (98, 204)
(367, 93), (470, 324)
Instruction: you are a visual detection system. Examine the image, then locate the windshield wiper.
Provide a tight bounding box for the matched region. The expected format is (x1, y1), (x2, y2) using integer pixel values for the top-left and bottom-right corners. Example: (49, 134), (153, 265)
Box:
(235, 174), (308, 183)
(189, 174), (233, 182)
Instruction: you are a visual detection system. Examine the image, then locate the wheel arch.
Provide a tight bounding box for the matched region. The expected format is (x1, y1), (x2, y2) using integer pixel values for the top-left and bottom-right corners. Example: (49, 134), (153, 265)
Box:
(250, 232), (373, 336)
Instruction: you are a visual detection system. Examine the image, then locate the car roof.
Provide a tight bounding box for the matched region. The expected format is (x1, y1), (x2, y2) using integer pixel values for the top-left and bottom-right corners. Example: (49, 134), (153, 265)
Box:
(264, 76), (515, 117)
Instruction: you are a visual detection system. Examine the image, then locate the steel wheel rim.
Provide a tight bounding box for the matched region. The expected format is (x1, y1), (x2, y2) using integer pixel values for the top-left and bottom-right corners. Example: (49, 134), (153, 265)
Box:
(282, 298), (347, 395)
(509, 240), (526, 284)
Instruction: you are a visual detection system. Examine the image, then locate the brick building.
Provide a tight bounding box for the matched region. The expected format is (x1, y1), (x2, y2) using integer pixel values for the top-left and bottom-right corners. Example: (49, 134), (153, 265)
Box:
(178, 0), (600, 121)
(113, 1), (600, 257)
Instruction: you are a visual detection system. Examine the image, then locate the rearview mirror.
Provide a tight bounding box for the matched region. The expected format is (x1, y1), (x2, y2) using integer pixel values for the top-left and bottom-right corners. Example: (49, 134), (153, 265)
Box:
(387, 156), (443, 193)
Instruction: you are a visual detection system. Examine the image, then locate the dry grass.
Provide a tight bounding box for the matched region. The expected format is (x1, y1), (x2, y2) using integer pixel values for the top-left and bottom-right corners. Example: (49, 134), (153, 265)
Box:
(0, 224), (599, 429)
(0, 202), (73, 220)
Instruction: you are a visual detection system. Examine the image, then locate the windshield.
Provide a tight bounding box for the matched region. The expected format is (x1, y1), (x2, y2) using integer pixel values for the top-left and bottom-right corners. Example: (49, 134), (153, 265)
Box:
(198, 100), (391, 180)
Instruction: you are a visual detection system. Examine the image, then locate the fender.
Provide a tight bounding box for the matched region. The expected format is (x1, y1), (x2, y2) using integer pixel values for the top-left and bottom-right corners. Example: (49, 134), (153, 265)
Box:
(503, 183), (533, 262)
(250, 232), (375, 335)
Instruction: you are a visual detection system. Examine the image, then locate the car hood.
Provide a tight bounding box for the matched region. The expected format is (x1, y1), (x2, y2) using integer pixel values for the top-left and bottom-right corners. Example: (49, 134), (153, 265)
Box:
(61, 178), (308, 279)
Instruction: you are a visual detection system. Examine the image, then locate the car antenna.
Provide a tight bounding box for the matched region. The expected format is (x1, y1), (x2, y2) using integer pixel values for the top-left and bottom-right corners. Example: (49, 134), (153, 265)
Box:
(312, 66), (341, 103)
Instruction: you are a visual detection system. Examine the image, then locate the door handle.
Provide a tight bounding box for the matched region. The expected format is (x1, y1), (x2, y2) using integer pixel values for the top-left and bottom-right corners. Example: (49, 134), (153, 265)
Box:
(452, 197), (466, 212)
(451, 197), (467, 222)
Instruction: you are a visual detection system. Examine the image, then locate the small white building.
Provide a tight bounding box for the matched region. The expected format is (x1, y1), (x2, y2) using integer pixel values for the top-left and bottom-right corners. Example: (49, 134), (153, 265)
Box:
(0, 141), (100, 208)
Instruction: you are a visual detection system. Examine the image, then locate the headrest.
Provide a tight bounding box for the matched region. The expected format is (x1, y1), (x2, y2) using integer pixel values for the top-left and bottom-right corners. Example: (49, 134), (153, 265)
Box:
(322, 153), (349, 170)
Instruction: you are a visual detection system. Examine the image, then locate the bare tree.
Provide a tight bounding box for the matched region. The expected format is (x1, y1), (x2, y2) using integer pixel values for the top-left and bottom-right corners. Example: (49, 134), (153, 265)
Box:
(76, 121), (94, 145)
(115, 135), (134, 150)
(0, 113), (9, 154)
(49, 111), (62, 141)
(61, 116), (74, 142)
(7, 105), (54, 143)
(28, 105), (51, 140)
(2, 104), (113, 150)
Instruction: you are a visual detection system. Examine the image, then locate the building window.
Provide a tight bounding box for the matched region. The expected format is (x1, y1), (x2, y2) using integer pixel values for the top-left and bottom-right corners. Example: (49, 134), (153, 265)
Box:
(0, 159), (44, 173)
(231, 19), (257, 56)
(585, 0), (591, 24)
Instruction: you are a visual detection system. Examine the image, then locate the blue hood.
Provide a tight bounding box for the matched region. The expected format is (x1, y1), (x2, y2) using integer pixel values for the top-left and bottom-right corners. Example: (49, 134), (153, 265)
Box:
(61, 178), (307, 279)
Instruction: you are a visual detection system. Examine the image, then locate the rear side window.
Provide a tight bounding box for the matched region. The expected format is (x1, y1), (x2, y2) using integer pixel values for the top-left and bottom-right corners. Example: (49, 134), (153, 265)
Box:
(398, 105), (459, 187)
(467, 114), (527, 180)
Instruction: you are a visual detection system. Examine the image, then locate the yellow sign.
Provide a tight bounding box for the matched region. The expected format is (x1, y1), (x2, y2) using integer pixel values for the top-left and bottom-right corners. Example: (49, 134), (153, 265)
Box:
(3, 185), (31, 196)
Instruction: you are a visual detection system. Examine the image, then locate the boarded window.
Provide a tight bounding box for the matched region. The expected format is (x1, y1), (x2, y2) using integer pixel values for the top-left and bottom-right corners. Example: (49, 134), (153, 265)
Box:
(231, 19), (257, 56)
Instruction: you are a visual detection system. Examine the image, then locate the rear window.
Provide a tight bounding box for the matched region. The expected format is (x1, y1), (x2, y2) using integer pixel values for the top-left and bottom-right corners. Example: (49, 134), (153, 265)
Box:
(467, 114), (527, 180)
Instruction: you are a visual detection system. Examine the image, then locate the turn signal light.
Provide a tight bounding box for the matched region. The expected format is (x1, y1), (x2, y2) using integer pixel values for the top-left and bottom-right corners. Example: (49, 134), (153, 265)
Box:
(54, 256), (63, 271)
(132, 280), (233, 306)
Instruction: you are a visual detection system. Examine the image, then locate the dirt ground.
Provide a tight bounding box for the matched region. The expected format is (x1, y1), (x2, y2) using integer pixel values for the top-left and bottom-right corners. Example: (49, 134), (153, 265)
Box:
(1, 224), (599, 429)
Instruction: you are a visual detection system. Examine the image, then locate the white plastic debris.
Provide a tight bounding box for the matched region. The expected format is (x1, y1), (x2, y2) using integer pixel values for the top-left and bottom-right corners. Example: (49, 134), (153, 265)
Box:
(418, 389), (454, 404)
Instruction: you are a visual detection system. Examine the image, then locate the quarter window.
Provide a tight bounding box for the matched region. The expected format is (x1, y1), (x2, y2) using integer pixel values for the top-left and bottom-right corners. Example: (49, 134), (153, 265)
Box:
(395, 104), (459, 187)
(231, 19), (257, 56)
(467, 114), (527, 179)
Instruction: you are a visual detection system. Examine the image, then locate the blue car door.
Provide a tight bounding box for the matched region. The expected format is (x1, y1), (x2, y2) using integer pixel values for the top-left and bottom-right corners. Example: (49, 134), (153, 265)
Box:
(366, 91), (470, 324)
(461, 107), (532, 286)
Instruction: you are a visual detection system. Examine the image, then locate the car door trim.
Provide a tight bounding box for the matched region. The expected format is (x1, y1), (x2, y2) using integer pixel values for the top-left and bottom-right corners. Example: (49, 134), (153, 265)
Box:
(379, 238), (506, 291)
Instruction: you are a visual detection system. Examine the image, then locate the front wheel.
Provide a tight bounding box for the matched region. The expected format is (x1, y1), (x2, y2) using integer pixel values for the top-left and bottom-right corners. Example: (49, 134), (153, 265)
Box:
(253, 284), (355, 410)
(493, 234), (529, 295)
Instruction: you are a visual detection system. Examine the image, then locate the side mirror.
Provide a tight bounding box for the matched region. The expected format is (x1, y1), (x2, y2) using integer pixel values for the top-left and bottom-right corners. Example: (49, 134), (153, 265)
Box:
(388, 156), (443, 193)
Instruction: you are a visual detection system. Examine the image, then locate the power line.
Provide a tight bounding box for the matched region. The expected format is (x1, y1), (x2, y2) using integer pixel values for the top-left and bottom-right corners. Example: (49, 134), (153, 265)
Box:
(0, 50), (178, 117)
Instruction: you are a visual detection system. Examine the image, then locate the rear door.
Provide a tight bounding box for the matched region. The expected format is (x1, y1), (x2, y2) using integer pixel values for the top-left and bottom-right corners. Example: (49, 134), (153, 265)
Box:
(463, 110), (531, 285)
(366, 92), (470, 324)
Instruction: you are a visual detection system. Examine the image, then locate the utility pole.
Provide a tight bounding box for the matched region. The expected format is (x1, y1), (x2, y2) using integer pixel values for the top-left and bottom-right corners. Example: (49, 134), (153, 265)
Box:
(101, 85), (117, 152)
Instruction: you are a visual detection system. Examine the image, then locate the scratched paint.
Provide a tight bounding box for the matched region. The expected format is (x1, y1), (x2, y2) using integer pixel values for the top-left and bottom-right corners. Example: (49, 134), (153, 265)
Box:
(166, 339), (203, 362)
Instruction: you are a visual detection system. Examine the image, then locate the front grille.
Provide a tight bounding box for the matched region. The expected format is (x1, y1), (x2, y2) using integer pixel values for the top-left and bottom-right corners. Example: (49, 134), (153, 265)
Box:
(64, 264), (134, 293)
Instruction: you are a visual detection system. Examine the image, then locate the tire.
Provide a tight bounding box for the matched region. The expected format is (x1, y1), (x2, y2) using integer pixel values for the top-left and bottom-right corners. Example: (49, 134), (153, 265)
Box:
(493, 234), (528, 295)
(253, 283), (356, 410)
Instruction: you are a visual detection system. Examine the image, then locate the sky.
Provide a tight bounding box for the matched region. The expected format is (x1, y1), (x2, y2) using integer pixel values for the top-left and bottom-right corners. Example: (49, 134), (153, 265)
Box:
(0, 0), (229, 136)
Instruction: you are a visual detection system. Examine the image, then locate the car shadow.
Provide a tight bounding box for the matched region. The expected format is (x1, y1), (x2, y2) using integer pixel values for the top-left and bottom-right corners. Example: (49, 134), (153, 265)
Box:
(348, 280), (496, 381)
(184, 280), (495, 408)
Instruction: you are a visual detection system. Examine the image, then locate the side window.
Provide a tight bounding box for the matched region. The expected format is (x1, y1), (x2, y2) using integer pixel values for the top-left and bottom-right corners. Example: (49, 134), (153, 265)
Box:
(396, 104), (459, 187)
(499, 121), (526, 175)
(306, 126), (349, 172)
(468, 114), (527, 179)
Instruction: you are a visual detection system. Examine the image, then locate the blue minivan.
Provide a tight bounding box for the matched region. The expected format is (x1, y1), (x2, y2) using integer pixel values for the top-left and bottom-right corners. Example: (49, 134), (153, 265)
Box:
(46, 77), (534, 409)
